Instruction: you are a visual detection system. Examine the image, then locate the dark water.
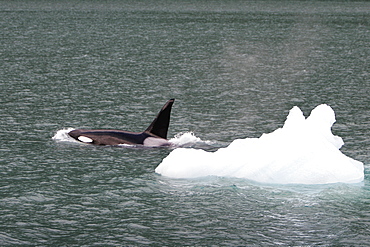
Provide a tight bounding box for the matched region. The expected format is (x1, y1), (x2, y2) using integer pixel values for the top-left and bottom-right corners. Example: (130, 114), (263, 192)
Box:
(1, 1), (369, 246)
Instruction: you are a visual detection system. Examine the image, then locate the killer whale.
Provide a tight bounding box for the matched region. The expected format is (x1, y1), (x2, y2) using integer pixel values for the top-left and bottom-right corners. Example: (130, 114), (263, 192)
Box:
(68, 99), (175, 146)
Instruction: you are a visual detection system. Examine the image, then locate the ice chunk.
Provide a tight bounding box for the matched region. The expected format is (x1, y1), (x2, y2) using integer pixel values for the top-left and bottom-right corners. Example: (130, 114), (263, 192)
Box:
(155, 104), (364, 184)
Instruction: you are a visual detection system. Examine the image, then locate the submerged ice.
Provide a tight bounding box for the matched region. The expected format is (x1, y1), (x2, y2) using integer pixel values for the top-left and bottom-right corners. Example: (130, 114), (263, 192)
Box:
(156, 104), (364, 184)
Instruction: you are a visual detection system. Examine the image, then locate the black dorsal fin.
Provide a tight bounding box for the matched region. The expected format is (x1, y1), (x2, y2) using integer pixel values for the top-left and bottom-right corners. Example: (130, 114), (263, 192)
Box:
(145, 99), (175, 139)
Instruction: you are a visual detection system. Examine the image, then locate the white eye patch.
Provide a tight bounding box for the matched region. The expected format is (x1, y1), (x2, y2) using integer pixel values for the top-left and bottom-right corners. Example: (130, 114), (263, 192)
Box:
(78, 136), (93, 143)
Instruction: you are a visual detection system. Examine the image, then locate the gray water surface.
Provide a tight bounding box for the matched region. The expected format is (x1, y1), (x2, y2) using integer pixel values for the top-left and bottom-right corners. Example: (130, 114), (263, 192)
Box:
(1, 1), (369, 246)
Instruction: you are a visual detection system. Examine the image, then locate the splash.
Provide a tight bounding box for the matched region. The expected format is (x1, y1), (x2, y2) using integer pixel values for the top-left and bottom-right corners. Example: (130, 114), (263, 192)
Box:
(52, 128), (76, 143)
(155, 104), (364, 184)
(169, 132), (212, 146)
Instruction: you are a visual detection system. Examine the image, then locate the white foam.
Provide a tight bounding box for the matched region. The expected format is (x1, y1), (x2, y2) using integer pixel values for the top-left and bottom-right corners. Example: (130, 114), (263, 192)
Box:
(169, 132), (213, 147)
(52, 128), (77, 143)
(156, 104), (364, 184)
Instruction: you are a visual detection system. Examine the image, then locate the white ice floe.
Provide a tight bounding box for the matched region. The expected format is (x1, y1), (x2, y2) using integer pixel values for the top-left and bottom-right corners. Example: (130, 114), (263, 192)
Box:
(156, 104), (364, 184)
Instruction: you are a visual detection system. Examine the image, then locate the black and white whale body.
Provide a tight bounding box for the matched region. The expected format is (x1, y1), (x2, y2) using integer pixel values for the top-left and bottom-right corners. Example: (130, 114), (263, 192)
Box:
(68, 99), (175, 147)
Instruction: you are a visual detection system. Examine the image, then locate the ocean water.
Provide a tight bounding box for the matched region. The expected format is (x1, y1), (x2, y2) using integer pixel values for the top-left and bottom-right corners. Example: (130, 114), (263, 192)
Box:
(1, 0), (369, 246)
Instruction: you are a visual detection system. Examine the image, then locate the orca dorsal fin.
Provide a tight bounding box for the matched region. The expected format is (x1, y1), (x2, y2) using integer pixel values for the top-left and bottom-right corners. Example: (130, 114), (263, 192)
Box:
(145, 99), (175, 139)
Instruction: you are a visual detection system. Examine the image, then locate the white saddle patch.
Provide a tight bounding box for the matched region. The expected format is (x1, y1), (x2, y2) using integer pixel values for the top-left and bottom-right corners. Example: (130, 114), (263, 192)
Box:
(78, 136), (93, 143)
(143, 137), (170, 147)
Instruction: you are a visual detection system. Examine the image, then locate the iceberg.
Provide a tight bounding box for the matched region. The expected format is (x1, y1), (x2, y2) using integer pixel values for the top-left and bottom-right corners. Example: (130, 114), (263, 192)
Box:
(155, 104), (364, 184)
